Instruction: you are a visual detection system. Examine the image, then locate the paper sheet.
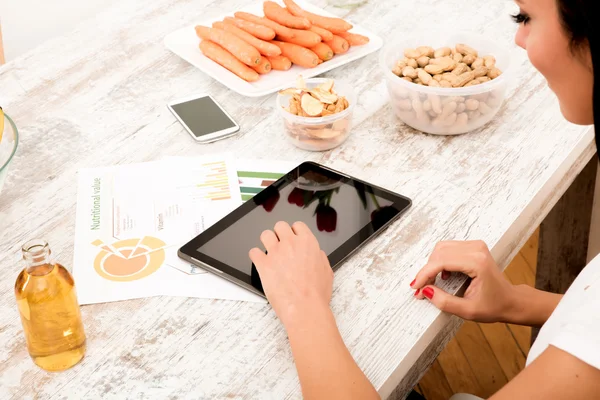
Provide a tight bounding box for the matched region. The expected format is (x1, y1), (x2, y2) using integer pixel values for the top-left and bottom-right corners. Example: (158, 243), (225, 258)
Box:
(73, 154), (265, 304)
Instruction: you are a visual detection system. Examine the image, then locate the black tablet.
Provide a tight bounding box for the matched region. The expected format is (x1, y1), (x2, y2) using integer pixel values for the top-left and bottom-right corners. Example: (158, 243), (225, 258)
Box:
(178, 162), (412, 298)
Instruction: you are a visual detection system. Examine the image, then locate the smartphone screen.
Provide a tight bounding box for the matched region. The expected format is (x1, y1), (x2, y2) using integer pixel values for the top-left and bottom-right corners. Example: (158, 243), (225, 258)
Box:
(170, 96), (237, 139)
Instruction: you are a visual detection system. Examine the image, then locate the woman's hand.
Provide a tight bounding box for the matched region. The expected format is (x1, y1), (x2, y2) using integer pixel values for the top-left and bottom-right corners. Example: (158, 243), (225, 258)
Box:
(249, 221), (334, 330)
(411, 240), (517, 323)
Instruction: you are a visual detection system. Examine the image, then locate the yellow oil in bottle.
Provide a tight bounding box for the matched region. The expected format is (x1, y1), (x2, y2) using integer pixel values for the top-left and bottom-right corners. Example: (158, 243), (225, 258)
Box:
(15, 240), (86, 371)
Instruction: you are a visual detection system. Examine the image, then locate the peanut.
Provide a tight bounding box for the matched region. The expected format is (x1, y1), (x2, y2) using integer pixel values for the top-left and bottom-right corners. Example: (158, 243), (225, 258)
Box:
(456, 43), (478, 57)
(444, 112), (458, 126)
(428, 79), (441, 87)
(441, 101), (458, 119)
(429, 94), (442, 114)
(465, 99), (480, 111)
(417, 46), (435, 57)
(488, 67), (502, 79)
(418, 69), (433, 85)
(407, 58), (418, 68)
(401, 77), (413, 82)
(454, 71), (475, 87)
(417, 56), (430, 68)
(434, 74), (444, 82)
(453, 52), (463, 63)
(430, 57), (455, 71)
(456, 112), (469, 126)
(396, 60), (407, 70)
(457, 103), (466, 113)
(442, 72), (460, 86)
(452, 63), (469, 76)
(477, 76), (492, 83)
(472, 66), (489, 78)
(463, 54), (476, 66)
(404, 48), (421, 59)
(471, 58), (485, 69)
(434, 47), (452, 58)
(423, 100), (432, 111)
(483, 55), (496, 68)
(464, 80), (480, 87)
(402, 66), (418, 79)
(439, 80), (452, 88)
(479, 101), (492, 114)
(424, 64), (445, 75)
(468, 110), (481, 120)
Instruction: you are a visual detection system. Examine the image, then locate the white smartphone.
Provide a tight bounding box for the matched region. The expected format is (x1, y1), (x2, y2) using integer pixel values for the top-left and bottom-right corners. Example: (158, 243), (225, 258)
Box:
(167, 94), (240, 143)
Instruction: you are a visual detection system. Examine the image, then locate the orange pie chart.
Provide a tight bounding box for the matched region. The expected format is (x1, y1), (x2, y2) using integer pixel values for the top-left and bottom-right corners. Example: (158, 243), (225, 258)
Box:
(92, 237), (166, 282)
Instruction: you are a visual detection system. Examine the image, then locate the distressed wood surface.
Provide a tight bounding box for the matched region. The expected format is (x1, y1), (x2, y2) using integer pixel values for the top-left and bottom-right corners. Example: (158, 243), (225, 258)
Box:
(532, 159), (597, 343)
(0, 0), (595, 398)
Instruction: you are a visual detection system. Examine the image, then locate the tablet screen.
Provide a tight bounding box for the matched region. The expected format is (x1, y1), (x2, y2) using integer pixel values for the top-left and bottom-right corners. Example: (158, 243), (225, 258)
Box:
(179, 163), (411, 294)
(198, 173), (393, 274)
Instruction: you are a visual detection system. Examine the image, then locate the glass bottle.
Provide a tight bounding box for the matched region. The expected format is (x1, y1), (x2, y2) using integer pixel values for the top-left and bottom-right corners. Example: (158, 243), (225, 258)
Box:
(14, 240), (86, 371)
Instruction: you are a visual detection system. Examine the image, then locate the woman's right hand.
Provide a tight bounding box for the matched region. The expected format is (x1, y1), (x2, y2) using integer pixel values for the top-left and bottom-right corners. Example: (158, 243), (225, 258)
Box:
(411, 240), (517, 323)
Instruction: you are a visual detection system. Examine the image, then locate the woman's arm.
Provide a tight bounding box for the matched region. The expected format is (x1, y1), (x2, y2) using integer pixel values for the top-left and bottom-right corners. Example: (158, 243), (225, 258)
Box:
(286, 305), (380, 400)
(249, 221), (379, 400)
(490, 345), (600, 399)
(503, 285), (563, 327)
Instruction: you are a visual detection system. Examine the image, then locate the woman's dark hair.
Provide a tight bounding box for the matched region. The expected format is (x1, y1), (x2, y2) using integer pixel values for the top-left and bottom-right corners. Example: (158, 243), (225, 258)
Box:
(556, 0), (599, 150)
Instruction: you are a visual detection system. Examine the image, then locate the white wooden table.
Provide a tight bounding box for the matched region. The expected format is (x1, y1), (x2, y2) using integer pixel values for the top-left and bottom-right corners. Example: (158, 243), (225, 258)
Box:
(0, 0), (595, 398)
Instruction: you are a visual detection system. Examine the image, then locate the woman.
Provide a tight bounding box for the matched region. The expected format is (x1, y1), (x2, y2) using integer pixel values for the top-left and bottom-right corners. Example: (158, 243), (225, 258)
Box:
(250, 0), (600, 398)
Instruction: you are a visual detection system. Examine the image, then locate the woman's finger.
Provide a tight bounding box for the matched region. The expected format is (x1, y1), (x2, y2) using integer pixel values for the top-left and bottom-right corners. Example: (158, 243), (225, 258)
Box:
(291, 221), (312, 236)
(411, 253), (481, 289)
(419, 285), (475, 319)
(260, 229), (279, 252)
(249, 247), (268, 270)
(274, 221), (294, 241)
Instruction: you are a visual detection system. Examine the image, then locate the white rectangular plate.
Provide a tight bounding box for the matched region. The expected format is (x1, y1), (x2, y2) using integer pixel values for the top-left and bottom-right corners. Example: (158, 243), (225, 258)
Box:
(164, 0), (383, 97)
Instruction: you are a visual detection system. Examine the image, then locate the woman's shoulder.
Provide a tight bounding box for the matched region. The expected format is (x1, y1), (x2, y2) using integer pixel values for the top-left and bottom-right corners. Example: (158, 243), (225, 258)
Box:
(528, 255), (600, 368)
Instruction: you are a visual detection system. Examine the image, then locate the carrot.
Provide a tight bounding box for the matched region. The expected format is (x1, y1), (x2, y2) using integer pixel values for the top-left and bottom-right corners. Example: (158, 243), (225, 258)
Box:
(252, 56), (272, 74)
(283, 0), (353, 33)
(234, 12), (296, 39)
(263, 1), (311, 30)
(308, 26), (334, 41)
(195, 26), (261, 66)
(276, 29), (321, 48)
(271, 40), (320, 68)
(266, 55), (292, 71)
(337, 31), (370, 46)
(324, 35), (349, 54)
(199, 40), (259, 82)
(213, 21), (281, 57)
(310, 42), (334, 61)
(222, 17), (275, 41)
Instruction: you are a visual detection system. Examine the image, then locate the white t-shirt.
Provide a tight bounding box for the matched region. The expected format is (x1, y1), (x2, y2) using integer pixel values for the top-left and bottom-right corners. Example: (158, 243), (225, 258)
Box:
(527, 254), (600, 369)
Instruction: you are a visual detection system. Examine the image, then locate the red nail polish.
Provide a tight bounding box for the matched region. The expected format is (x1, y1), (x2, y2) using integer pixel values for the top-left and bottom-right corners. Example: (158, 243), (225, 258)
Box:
(423, 287), (434, 299)
(414, 289), (420, 296)
(410, 279), (416, 287)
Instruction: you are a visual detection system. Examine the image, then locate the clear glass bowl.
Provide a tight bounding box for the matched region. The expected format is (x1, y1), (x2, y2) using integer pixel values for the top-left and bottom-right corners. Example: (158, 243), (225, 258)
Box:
(0, 112), (19, 196)
(276, 78), (356, 152)
(380, 32), (514, 135)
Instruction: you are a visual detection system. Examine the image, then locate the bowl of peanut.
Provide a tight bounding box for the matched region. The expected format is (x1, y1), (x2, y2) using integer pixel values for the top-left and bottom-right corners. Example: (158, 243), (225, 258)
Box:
(277, 77), (356, 151)
(380, 32), (513, 135)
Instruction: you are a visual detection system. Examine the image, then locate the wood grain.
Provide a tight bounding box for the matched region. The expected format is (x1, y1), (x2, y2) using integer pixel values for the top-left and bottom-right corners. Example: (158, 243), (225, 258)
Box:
(479, 323), (526, 381)
(0, 0), (595, 398)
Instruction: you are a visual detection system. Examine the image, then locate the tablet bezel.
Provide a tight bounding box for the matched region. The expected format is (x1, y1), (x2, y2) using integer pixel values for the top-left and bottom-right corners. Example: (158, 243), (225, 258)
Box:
(178, 161), (412, 298)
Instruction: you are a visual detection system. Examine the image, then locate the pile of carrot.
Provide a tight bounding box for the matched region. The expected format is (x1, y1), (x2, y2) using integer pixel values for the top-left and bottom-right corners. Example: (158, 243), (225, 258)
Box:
(195, 0), (370, 82)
